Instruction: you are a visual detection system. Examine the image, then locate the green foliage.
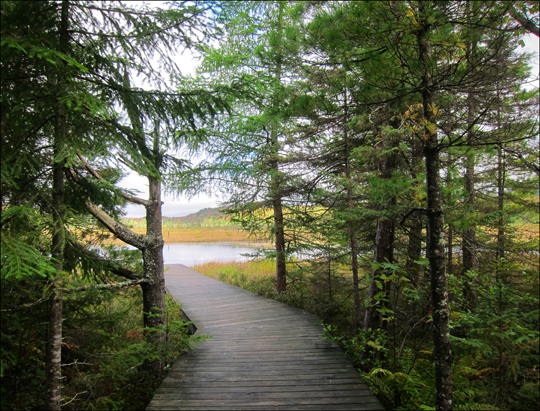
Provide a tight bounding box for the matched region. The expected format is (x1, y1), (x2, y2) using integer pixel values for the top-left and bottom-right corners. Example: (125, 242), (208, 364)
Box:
(2, 0), (538, 410)
(450, 273), (540, 410)
(1, 282), (203, 411)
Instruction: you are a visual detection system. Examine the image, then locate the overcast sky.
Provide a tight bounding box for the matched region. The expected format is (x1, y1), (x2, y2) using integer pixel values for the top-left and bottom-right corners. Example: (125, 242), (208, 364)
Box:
(119, 12), (539, 218)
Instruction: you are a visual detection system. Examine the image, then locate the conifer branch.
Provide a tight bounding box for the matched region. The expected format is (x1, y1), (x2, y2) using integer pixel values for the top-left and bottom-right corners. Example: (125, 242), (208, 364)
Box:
(67, 239), (144, 280)
(63, 279), (147, 293)
(509, 6), (540, 37)
(504, 147), (540, 177)
(76, 152), (149, 206)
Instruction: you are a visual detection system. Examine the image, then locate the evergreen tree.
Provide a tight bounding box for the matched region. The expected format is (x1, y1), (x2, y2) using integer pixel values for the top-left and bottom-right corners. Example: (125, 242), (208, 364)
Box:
(2, 0), (233, 407)
(191, 1), (311, 293)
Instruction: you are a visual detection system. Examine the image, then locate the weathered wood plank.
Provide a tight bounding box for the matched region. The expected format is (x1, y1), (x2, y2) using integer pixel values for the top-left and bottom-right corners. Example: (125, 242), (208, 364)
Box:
(148, 405), (379, 411)
(156, 383), (371, 393)
(146, 264), (383, 410)
(148, 400), (384, 410)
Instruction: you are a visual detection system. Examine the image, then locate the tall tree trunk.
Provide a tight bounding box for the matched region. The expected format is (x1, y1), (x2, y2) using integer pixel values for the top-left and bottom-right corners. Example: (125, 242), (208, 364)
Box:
(271, 2), (287, 293)
(364, 122), (397, 331)
(406, 141), (424, 285)
(364, 218), (395, 331)
(47, 2), (69, 409)
(445, 153), (454, 276)
(495, 72), (506, 282)
(48, 112), (65, 411)
(141, 174), (166, 337)
(273, 187), (287, 293)
(343, 73), (361, 329)
(496, 143), (506, 279)
(462, 149), (476, 274)
(462, 145), (477, 306)
(418, 6), (453, 410)
(447, 222), (453, 275)
(462, 35), (478, 305)
(406, 215), (423, 284)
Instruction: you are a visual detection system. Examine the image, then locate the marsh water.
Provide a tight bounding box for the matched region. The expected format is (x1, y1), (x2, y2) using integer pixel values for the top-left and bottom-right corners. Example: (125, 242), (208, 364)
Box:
(126, 242), (266, 267)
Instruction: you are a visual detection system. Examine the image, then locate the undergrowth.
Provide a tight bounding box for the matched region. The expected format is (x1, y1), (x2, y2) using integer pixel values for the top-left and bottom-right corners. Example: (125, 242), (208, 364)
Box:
(1, 279), (203, 411)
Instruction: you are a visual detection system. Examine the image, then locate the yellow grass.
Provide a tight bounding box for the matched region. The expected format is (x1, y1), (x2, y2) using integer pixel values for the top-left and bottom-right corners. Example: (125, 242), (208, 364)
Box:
(105, 228), (269, 245)
(193, 259), (275, 282)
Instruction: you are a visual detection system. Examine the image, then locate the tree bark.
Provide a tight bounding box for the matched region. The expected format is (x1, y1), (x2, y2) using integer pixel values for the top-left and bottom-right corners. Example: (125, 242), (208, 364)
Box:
(48, 118), (65, 411)
(417, 6), (453, 410)
(47, 2), (69, 409)
(141, 174), (166, 337)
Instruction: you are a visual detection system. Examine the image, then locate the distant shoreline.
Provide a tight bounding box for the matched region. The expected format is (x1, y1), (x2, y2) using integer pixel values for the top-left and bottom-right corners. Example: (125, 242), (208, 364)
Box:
(106, 227), (269, 245)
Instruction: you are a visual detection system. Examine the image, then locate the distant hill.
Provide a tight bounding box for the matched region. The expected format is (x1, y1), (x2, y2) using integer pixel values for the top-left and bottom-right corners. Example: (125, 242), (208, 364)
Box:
(121, 207), (238, 229)
(166, 207), (224, 225)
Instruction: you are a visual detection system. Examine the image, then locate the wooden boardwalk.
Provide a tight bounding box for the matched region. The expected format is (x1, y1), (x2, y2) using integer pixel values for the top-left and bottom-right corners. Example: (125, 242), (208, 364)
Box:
(146, 264), (384, 410)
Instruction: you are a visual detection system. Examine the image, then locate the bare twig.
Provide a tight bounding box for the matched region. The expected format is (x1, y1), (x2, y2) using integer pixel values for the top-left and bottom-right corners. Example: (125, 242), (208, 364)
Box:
(63, 278), (147, 293)
(76, 152), (149, 206)
(1, 294), (50, 312)
(60, 391), (88, 407)
(399, 207), (428, 225)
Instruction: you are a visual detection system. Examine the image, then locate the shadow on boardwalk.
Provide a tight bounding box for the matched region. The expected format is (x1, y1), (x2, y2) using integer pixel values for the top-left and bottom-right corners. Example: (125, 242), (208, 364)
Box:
(146, 264), (384, 410)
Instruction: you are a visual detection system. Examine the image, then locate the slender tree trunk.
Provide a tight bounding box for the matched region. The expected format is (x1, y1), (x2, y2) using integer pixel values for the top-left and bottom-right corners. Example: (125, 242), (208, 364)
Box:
(48, 116), (65, 411)
(364, 123), (397, 331)
(462, 146), (477, 306)
(364, 218), (395, 331)
(47, 2), (69, 409)
(447, 223), (453, 275)
(327, 251), (332, 301)
(273, 190), (287, 293)
(272, 2), (287, 293)
(496, 143), (506, 279)
(342, 73), (361, 329)
(445, 153), (454, 276)
(418, 7), (453, 410)
(406, 141), (424, 285)
(462, 60), (478, 306)
(406, 215), (423, 284)
(462, 149), (476, 274)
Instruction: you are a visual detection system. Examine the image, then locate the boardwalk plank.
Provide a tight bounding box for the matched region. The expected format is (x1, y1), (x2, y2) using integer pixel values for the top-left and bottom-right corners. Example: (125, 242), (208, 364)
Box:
(146, 264), (383, 410)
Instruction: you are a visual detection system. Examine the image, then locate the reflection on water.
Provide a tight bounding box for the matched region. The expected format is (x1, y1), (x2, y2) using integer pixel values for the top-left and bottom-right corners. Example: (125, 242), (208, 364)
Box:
(128, 242), (266, 267)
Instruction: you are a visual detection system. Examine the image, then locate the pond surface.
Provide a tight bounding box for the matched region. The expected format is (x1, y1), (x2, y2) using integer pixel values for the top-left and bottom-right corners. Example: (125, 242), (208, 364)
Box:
(128, 242), (267, 267)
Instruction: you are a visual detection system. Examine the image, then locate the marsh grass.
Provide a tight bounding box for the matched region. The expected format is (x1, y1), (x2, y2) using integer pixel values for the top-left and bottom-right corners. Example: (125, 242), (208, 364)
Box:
(193, 259), (275, 286)
(105, 228), (268, 245)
